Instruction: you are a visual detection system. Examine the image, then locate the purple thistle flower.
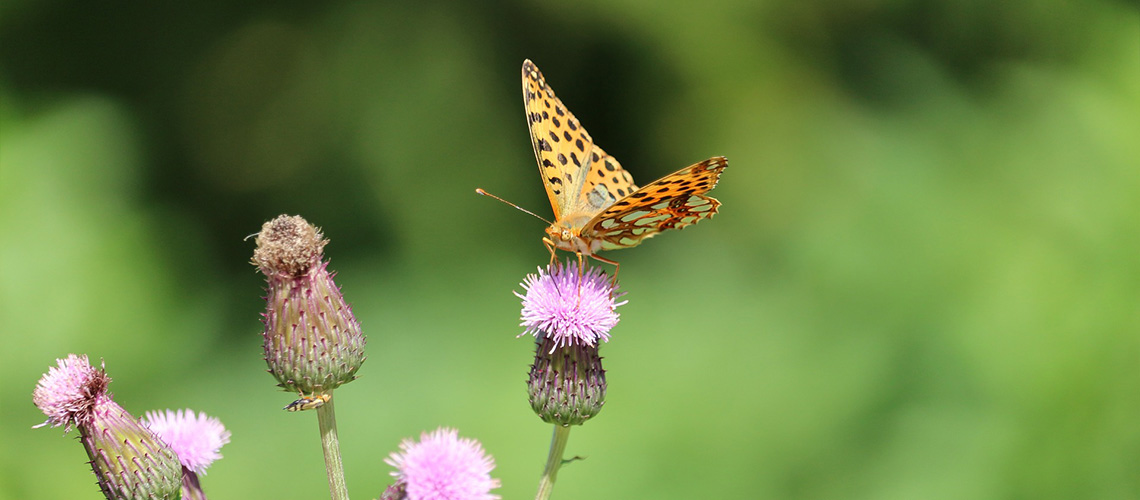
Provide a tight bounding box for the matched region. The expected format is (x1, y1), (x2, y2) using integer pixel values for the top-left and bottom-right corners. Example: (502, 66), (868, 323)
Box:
(516, 261), (626, 350)
(142, 409), (230, 474)
(32, 355), (182, 499)
(32, 354), (107, 431)
(384, 428), (501, 500)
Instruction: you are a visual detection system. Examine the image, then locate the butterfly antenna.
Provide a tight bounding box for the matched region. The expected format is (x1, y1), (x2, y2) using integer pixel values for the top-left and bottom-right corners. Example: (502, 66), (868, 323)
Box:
(475, 188), (553, 226)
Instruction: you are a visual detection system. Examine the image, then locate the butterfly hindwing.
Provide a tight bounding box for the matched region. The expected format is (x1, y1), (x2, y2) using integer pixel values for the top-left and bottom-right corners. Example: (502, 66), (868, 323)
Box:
(581, 156), (727, 250)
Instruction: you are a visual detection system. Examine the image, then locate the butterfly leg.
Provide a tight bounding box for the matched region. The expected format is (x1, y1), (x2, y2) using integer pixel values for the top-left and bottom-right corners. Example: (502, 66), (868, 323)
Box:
(543, 238), (558, 266)
(588, 253), (621, 288)
(574, 252), (585, 303)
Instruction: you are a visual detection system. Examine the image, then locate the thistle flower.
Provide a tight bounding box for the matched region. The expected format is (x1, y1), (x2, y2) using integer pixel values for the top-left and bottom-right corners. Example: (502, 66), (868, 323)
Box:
(517, 261), (625, 350)
(32, 354), (106, 432)
(142, 409), (230, 475)
(32, 355), (182, 500)
(519, 262), (624, 425)
(383, 428), (500, 500)
(142, 409), (230, 500)
(252, 214), (366, 403)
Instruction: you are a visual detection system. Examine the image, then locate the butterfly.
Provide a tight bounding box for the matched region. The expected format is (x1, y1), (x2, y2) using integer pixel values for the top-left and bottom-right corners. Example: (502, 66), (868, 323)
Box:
(519, 59), (727, 268)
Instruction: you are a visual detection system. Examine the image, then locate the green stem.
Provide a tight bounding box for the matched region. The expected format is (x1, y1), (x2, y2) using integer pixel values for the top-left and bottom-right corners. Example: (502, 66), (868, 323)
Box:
(317, 393), (349, 500)
(535, 424), (572, 500)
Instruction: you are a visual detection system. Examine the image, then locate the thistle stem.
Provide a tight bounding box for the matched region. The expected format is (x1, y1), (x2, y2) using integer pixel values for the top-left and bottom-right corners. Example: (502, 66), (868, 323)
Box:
(317, 393), (349, 500)
(535, 424), (572, 500)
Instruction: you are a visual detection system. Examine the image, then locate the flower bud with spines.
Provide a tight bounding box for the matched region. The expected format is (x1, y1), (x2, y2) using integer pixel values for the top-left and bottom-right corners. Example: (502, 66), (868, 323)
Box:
(252, 215), (367, 399)
(528, 335), (607, 425)
(83, 401), (183, 500)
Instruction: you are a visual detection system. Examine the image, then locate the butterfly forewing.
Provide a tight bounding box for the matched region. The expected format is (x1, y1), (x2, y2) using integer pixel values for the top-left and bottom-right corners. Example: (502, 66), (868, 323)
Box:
(581, 156), (727, 250)
(579, 145), (638, 215)
(522, 59), (595, 222)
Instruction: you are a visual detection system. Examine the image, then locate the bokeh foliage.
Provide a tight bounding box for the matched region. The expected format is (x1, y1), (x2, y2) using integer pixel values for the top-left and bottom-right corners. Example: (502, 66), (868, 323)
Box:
(1, 0), (1137, 498)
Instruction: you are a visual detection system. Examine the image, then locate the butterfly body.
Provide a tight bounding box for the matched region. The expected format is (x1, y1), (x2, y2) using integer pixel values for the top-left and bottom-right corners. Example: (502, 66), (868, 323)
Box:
(545, 222), (604, 255)
(522, 59), (727, 262)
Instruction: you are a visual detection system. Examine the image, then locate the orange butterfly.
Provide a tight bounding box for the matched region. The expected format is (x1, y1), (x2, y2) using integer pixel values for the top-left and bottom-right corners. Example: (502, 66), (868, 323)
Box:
(483, 60), (726, 270)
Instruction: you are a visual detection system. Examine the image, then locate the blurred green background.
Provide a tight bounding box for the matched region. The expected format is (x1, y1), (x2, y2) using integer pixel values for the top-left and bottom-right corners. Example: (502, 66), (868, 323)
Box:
(2, 0), (1137, 498)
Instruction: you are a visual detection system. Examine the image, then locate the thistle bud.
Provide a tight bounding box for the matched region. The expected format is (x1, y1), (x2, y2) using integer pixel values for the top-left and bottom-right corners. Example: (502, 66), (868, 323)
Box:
(517, 262), (624, 425)
(528, 336), (607, 425)
(378, 481), (407, 500)
(33, 355), (182, 500)
(252, 215), (366, 401)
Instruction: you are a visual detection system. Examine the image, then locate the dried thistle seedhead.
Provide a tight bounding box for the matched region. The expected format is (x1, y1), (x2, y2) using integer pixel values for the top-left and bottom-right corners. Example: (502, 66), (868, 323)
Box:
(251, 215), (329, 277)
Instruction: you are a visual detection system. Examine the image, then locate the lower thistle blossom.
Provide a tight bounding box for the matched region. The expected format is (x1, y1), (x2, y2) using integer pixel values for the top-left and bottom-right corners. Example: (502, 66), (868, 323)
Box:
(382, 428), (500, 500)
(32, 355), (182, 500)
(518, 261), (623, 425)
(142, 409), (231, 500)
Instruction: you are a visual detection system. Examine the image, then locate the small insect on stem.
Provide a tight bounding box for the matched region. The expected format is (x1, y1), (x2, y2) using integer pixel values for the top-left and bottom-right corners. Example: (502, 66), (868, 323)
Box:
(283, 393), (331, 412)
